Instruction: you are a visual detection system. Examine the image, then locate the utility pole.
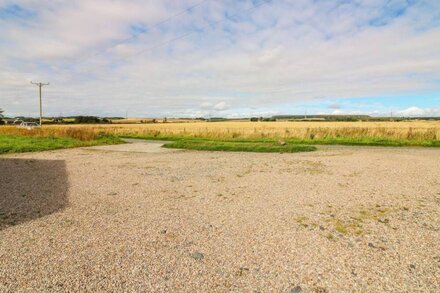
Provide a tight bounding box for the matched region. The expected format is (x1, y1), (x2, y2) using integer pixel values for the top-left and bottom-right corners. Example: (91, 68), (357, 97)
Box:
(31, 81), (49, 127)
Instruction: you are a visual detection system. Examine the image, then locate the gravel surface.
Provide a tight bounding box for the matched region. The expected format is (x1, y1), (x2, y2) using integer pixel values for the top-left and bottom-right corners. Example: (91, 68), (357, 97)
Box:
(1, 143), (439, 292)
(82, 139), (177, 153)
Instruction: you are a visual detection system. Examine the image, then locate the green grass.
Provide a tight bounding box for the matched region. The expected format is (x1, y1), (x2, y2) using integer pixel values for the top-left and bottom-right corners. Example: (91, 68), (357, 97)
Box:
(162, 140), (316, 153)
(123, 134), (440, 147)
(0, 135), (122, 154)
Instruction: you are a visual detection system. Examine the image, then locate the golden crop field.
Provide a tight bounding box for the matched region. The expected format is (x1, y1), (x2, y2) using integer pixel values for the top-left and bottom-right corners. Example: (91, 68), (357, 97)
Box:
(2, 120), (438, 142)
(79, 120), (440, 140)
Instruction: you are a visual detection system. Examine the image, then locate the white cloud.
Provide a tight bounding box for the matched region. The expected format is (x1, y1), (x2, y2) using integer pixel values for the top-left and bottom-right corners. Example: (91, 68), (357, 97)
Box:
(200, 100), (229, 110)
(398, 107), (426, 116)
(0, 0), (439, 117)
(397, 106), (440, 117)
(331, 109), (363, 115)
(213, 101), (229, 111)
(319, 106), (440, 117)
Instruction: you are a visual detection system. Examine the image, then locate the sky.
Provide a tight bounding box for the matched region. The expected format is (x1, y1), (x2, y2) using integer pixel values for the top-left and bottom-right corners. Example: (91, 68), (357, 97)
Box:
(0, 0), (439, 118)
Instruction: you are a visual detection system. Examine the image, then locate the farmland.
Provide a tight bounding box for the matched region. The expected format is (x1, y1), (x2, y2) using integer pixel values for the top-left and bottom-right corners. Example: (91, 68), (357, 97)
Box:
(0, 121), (439, 154)
(1, 120), (440, 291)
(43, 120), (440, 140)
(2, 0), (440, 290)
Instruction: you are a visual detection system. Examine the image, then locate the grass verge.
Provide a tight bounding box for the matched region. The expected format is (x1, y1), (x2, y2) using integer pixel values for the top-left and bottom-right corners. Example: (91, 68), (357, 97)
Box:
(162, 140), (316, 153)
(0, 135), (122, 154)
(124, 134), (440, 147)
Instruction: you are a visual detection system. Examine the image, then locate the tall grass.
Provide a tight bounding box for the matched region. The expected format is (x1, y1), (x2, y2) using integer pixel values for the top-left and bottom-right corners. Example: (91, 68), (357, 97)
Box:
(1, 121), (439, 146)
(65, 121), (440, 142)
(0, 126), (99, 141)
(0, 126), (122, 154)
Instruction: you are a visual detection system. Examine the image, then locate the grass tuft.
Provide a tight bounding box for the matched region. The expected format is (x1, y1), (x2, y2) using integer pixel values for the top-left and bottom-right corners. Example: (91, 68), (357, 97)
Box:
(162, 140), (316, 153)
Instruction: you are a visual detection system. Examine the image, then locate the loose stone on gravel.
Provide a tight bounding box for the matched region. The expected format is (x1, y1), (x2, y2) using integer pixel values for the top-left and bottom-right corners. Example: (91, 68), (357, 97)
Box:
(290, 285), (302, 293)
(191, 252), (204, 261)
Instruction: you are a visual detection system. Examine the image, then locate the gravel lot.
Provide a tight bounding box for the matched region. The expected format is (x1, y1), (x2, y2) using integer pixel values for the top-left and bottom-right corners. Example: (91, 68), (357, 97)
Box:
(1, 143), (439, 292)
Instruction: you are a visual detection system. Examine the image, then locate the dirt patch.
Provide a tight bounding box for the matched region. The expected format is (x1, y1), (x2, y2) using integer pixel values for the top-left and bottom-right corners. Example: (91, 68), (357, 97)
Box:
(83, 139), (177, 153)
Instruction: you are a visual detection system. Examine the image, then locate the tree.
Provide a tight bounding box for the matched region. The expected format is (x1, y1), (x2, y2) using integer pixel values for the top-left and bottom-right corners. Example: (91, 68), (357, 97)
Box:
(0, 108), (4, 125)
(74, 116), (110, 124)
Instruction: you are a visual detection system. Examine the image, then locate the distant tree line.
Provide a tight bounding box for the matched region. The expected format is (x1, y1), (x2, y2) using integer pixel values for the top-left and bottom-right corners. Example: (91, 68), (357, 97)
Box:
(207, 117), (228, 122)
(1, 112), (438, 125)
(250, 117), (277, 122)
(73, 116), (111, 124)
(41, 116), (112, 124)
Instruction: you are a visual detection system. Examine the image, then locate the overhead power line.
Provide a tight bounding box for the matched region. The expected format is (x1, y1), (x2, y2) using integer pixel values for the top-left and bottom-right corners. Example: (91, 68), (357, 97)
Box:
(78, 0), (273, 73)
(74, 0), (213, 66)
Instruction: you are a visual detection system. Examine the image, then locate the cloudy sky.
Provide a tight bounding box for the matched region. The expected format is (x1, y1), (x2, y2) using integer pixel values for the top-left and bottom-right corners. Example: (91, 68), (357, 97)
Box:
(1, 0), (439, 118)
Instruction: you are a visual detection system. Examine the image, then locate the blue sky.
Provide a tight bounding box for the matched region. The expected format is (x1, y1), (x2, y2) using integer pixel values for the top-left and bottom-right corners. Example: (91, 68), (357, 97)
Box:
(0, 0), (439, 117)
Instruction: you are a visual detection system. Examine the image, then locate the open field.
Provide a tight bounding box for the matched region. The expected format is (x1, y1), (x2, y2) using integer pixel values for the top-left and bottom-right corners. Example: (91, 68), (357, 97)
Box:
(0, 125), (318, 154)
(41, 121), (440, 140)
(4, 120), (439, 145)
(0, 121), (439, 154)
(1, 141), (439, 292)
